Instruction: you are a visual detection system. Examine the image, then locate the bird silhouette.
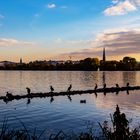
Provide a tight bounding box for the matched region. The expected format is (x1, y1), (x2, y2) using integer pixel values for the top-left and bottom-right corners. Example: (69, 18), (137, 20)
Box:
(127, 82), (129, 87)
(26, 87), (31, 95)
(80, 100), (86, 103)
(116, 84), (119, 88)
(50, 86), (54, 92)
(94, 83), (98, 90)
(103, 83), (106, 89)
(6, 92), (13, 98)
(67, 84), (72, 92)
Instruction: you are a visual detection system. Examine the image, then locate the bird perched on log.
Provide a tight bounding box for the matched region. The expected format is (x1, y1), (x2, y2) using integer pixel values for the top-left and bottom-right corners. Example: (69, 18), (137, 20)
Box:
(116, 84), (119, 88)
(67, 84), (72, 92)
(103, 83), (106, 89)
(50, 86), (54, 92)
(127, 82), (129, 87)
(26, 87), (31, 95)
(6, 92), (13, 98)
(94, 83), (98, 90)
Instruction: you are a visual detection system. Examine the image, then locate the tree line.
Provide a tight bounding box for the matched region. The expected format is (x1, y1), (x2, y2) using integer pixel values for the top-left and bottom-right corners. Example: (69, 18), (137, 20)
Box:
(1, 56), (140, 71)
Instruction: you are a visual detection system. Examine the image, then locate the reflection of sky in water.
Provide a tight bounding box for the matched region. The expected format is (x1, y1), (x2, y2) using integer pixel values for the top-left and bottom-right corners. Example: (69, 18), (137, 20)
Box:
(0, 71), (139, 135)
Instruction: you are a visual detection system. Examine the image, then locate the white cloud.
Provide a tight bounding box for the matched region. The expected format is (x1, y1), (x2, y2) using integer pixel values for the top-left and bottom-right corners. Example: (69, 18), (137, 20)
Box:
(104, 0), (137, 16)
(59, 28), (140, 59)
(47, 4), (56, 9)
(0, 38), (35, 47)
(112, 0), (119, 4)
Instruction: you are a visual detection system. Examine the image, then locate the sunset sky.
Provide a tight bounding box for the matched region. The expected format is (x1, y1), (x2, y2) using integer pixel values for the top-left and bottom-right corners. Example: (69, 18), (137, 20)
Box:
(0, 0), (140, 62)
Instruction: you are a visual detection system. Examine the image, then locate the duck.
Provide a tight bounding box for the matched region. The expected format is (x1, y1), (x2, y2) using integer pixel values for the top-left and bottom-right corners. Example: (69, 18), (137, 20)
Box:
(80, 100), (86, 103)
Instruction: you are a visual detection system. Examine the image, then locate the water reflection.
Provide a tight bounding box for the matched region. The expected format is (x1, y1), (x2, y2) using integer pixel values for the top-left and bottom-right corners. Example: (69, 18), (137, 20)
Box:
(27, 98), (31, 105)
(81, 71), (99, 88)
(102, 71), (106, 86)
(123, 71), (136, 86)
(0, 71), (139, 134)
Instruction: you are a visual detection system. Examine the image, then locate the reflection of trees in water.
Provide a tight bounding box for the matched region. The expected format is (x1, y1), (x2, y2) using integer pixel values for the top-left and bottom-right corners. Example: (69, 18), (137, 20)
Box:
(81, 72), (99, 87)
(123, 72), (136, 86)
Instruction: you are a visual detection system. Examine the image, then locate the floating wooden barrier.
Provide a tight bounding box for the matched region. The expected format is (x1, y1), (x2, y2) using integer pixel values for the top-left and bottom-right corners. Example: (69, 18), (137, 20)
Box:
(0, 86), (140, 102)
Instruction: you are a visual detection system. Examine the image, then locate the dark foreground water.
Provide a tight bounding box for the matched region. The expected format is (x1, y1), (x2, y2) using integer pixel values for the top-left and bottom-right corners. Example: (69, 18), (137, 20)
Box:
(0, 71), (139, 137)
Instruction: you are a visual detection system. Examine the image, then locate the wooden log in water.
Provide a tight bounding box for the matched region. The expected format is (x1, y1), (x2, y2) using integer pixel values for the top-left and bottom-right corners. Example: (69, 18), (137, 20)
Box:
(1, 86), (140, 102)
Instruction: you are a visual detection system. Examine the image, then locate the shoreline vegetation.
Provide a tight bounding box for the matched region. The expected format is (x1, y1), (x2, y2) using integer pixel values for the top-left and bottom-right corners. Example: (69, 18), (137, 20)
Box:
(0, 105), (139, 140)
(0, 56), (140, 71)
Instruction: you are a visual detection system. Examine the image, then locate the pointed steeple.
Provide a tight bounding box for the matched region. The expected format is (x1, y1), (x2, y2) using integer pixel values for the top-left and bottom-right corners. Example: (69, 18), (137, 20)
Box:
(20, 58), (22, 64)
(103, 47), (106, 62)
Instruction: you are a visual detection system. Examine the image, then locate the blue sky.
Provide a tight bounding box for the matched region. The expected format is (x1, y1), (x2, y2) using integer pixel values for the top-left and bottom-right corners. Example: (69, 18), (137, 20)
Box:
(0, 0), (140, 62)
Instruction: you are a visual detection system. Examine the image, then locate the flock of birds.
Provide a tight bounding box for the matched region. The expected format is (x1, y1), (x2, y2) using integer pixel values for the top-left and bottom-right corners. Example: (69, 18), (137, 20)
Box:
(5, 82), (130, 104)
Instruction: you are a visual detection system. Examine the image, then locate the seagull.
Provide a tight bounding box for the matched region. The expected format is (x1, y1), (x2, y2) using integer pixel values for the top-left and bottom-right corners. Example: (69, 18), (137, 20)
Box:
(67, 84), (72, 92)
(94, 83), (98, 90)
(50, 86), (54, 92)
(26, 87), (31, 95)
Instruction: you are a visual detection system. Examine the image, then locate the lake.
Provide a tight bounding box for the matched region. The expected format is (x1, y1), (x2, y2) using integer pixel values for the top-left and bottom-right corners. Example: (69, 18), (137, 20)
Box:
(0, 71), (140, 137)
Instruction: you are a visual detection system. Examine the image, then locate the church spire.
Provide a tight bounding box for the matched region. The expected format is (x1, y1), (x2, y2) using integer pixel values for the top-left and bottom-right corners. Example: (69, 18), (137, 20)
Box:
(103, 47), (106, 62)
(20, 58), (22, 64)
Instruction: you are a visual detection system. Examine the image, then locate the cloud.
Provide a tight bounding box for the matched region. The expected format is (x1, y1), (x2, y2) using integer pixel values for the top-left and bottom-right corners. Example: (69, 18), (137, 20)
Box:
(131, 0), (140, 6)
(104, 0), (137, 16)
(0, 14), (4, 19)
(58, 28), (140, 60)
(0, 38), (35, 47)
(95, 28), (140, 55)
(47, 4), (56, 9)
(112, 0), (119, 4)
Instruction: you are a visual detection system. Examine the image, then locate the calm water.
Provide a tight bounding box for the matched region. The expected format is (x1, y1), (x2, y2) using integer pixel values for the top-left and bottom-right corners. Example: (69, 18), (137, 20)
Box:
(0, 71), (140, 136)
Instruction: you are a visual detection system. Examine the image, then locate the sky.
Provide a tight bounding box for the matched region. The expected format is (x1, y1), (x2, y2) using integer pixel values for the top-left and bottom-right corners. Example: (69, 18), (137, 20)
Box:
(0, 0), (140, 62)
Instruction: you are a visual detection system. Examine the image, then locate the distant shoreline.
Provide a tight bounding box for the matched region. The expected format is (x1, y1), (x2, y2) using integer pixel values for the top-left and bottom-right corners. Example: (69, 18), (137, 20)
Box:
(0, 70), (139, 71)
